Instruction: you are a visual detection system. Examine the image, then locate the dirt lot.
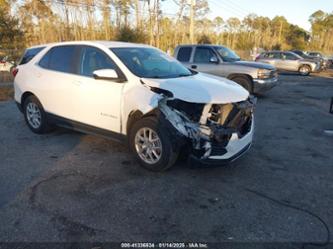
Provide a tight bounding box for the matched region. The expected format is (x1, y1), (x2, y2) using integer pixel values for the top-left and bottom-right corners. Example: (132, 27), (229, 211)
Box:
(0, 71), (332, 248)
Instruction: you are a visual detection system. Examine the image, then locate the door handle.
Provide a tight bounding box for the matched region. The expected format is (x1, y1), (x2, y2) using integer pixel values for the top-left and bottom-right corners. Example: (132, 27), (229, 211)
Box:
(191, 65), (197, 69)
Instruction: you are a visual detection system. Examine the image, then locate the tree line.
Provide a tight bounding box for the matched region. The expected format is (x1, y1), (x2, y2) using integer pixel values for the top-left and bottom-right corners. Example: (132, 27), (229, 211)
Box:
(0, 0), (332, 60)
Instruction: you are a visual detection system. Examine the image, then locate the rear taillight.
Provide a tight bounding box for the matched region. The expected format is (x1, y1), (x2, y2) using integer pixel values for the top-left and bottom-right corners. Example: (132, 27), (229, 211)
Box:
(12, 68), (18, 77)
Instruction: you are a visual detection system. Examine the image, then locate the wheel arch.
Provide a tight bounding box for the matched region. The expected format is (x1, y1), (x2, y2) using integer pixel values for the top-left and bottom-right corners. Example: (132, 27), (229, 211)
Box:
(227, 73), (254, 92)
(227, 73), (253, 82)
(299, 64), (312, 71)
(126, 109), (160, 136)
(21, 91), (35, 109)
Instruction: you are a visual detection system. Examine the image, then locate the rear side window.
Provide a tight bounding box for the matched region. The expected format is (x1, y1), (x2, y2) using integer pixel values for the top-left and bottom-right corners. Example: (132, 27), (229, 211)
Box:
(177, 47), (192, 62)
(39, 45), (77, 73)
(19, 47), (45, 65)
(267, 53), (281, 59)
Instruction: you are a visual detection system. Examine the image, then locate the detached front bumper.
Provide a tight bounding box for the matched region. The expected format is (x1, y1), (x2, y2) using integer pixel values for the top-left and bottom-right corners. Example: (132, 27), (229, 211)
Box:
(253, 77), (279, 94)
(158, 96), (256, 167)
(189, 117), (254, 165)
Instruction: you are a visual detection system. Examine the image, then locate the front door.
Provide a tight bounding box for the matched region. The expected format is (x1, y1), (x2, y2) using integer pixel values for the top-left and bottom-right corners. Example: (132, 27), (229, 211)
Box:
(72, 45), (124, 132)
(191, 46), (221, 75)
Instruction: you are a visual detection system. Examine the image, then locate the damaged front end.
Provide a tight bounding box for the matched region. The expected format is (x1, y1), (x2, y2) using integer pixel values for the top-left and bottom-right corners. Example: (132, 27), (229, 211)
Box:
(158, 96), (256, 161)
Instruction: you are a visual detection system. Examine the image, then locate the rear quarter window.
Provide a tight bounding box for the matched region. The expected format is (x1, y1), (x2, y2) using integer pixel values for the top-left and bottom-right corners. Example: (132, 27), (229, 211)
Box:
(177, 47), (192, 62)
(19, 47), (45, 65)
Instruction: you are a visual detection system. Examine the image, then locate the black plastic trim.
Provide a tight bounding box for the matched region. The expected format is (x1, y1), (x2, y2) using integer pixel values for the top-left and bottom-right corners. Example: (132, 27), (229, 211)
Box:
(46, 113), (126, 143)
(188, 142), (252, 166)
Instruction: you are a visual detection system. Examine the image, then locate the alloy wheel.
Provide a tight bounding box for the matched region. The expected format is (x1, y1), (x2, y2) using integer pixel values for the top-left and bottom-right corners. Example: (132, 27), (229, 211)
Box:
(26, 102), (42, 129)
(134, 127), (163, 164)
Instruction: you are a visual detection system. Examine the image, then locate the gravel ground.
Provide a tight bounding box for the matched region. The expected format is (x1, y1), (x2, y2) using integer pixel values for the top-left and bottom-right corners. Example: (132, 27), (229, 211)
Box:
(0, 72), (332, 248)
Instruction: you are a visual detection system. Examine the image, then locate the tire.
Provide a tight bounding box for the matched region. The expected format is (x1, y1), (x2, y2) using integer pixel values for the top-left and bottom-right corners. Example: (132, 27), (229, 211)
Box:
(129, 117), (179, 171)
(231, 76), (253, 93)
(23, 95), (51, 134)
(299, 65), (311, 76)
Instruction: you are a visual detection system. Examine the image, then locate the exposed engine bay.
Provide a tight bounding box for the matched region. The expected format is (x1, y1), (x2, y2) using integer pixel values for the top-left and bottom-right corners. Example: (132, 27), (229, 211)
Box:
(158, 95), (256, 159)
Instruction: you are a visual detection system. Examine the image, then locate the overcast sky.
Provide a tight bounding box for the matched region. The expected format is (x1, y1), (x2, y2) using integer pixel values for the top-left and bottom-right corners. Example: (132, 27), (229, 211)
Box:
(162, 0), (333, 31)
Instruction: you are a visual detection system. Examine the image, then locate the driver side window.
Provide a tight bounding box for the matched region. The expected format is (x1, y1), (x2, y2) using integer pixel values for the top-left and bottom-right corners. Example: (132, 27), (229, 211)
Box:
(194, 47), (218, 63)
(79, 46), (117, 77)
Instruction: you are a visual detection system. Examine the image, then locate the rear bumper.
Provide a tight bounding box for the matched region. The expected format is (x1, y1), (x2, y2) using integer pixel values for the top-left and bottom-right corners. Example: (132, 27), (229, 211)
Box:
(253, 77), (279, 94)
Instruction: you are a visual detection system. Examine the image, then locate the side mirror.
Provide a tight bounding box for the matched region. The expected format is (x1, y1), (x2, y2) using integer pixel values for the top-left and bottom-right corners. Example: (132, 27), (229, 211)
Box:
(93, 69), (119, 81)
(209, 56), (219, 64)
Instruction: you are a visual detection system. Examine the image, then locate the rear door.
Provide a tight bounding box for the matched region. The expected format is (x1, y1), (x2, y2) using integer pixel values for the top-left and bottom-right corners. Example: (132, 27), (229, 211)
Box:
(37, 45), (81, 120)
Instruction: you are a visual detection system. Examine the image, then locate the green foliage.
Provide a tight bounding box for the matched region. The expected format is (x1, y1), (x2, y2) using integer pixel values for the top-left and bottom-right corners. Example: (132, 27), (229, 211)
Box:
(197, 34), (212, 44)
(309, 10), (333, 52)
(285, 25), (310, 50)
(1, 0), (333, 58)
(115, 26), (147, 43)
(0, 0), (24, 54)
(272, 43), (281, 50)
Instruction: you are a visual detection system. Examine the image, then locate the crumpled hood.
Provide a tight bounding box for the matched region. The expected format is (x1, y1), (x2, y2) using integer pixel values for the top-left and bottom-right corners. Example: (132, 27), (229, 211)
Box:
(142, 72), (249, 104)
(235, 60), (276, 70)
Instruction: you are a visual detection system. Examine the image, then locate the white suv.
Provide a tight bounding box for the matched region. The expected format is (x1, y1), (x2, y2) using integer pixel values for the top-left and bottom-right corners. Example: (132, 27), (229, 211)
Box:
(14, 41), (255, 171)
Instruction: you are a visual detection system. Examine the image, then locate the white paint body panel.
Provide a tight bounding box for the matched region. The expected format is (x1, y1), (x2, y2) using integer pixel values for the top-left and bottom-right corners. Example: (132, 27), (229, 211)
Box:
(142, 73), (249, 104)
(209, 118), (254, 160)
(14, 41), (254, 162)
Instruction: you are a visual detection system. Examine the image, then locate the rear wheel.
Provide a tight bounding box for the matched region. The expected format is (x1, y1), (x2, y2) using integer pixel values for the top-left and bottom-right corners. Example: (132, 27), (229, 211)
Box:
(299, 65), (311, 76)
(129, 117), (179, 171)
(231, 76), (253, 93)
(23, 95), (51, 134)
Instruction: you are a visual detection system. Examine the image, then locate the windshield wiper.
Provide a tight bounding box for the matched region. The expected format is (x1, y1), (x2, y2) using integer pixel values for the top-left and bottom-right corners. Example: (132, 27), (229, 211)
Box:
(149, 75), (167, 79)
(177, 73), (192, 77)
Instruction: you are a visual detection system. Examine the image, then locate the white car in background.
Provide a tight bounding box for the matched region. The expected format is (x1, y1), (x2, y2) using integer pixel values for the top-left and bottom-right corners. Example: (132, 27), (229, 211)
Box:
(0, 56), (15, 72)
(14, 41), (255, 171)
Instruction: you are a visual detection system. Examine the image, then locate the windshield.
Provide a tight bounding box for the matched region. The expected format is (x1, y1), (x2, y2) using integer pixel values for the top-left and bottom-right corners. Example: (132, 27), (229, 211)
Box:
(110, 47), (193, 78)
(215, 46), (241, 62)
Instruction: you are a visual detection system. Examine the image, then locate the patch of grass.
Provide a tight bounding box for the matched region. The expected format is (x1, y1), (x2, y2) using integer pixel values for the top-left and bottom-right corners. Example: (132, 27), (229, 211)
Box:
(0, 86), (14, 101)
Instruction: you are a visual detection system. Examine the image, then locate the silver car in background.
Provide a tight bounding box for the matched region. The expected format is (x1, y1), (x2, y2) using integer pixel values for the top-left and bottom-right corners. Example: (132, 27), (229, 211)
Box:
(256, 51), (320, 76)
(174, 44), (278, 94)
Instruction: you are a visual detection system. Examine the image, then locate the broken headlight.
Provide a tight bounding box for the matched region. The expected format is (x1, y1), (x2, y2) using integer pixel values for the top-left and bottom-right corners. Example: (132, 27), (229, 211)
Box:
(207, 98), (255, 139)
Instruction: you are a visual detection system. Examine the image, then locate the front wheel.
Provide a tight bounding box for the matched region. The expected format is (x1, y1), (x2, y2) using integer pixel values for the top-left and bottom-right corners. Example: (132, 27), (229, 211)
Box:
(231, 76), (253, 93)
(129, 117), (179, 171)
(299, 65), (311, 76)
